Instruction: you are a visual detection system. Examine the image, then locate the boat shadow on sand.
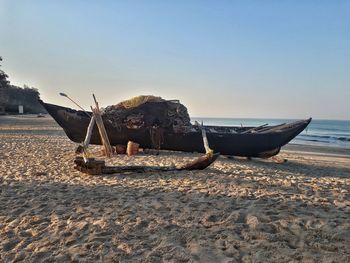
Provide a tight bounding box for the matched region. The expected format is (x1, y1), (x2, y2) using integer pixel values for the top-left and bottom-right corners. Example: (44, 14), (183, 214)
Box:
(217, 156), (350, 179)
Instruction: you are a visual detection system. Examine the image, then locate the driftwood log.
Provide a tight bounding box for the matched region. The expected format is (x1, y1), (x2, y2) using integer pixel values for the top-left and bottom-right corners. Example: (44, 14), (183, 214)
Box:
(74, 153), (219, 175)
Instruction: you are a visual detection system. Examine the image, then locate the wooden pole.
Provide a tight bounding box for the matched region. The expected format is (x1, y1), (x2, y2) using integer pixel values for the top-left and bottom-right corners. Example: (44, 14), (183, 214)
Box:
(83, 116), (96, 149)
(241, 123), (268, 134)
(201, 122), (213, 155)
(91, 94), (113, 157)
(77, 115), (96, 162)
(59, 93), (91, 118)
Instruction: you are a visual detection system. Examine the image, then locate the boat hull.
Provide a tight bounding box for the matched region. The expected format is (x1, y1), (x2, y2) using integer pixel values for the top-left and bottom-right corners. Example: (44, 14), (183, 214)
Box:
(40, 101), (311, 157)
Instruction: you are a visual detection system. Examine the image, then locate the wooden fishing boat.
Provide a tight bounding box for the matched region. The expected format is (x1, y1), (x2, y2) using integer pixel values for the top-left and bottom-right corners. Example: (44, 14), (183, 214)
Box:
(40, 100), (312, 158)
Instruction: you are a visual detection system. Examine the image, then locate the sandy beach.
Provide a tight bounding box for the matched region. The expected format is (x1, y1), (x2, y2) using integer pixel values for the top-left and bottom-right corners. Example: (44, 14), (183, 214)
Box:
(0, 115), (349, 263)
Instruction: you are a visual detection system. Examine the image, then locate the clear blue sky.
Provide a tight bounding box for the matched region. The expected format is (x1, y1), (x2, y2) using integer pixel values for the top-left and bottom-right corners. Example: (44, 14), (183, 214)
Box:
(1, 1), (349, 119)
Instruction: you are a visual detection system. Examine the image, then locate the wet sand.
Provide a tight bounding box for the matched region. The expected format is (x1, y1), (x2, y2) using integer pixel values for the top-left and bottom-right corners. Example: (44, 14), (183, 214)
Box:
(0, 115), (349, 262)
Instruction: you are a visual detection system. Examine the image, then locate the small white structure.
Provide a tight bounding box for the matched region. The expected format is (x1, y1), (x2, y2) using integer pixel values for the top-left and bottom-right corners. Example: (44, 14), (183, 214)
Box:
(18, 105), (24, 114)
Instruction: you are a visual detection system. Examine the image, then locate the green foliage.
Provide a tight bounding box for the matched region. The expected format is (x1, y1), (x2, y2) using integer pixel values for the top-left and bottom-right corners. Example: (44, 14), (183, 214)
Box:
(0, 57), (10, 88)
(0, 57), (46, 113)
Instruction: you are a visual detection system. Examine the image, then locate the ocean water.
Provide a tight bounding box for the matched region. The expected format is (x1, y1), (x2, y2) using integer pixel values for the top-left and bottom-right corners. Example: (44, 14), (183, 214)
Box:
(191, 117), (350, 149)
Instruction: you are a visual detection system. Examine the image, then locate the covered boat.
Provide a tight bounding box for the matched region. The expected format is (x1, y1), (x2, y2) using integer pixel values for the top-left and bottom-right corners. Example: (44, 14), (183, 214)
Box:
(39, 98), (311, 158)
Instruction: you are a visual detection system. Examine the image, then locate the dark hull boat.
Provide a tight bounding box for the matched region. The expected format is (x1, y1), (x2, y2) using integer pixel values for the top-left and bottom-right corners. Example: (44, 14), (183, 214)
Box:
(40, 101), (312, 158)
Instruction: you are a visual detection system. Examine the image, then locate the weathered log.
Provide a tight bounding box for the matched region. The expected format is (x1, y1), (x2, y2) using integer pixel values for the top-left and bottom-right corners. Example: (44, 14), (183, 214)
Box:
(176, 153), (220, 170)
(74, 157), (106, 168)
(102, 165), (175, 174)
(73, 153), (220, 175)
(74, 157), (106, 175)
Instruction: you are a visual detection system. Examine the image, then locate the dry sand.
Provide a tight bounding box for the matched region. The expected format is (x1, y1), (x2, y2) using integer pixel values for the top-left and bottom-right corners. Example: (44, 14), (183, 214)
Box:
(0, 115), (349, 263)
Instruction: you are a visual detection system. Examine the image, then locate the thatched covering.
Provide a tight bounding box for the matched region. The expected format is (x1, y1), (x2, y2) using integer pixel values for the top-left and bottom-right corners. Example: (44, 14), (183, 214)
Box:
(103, 95), (192, 133)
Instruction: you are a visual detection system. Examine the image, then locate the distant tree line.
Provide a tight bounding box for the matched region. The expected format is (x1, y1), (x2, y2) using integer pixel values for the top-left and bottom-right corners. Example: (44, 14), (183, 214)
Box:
(0, 57), (46, 113)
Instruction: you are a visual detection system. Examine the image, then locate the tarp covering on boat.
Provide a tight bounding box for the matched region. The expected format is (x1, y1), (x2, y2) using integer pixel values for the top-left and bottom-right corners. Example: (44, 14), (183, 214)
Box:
(116, 95), (164, 109)
(103, 95), (192, 133)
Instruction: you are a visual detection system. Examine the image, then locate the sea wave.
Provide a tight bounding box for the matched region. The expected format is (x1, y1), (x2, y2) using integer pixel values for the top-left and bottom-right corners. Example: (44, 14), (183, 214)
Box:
(297, 134), (350, 143)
